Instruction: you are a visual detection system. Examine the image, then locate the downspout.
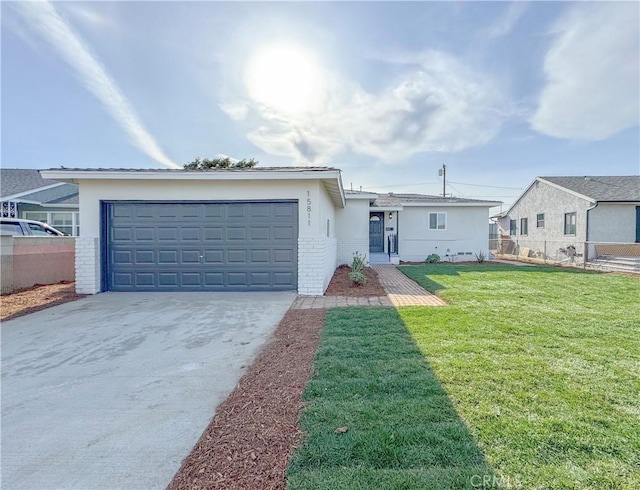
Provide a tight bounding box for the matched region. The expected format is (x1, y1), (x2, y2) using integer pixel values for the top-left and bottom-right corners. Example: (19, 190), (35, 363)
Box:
(585, 201), (599, 264)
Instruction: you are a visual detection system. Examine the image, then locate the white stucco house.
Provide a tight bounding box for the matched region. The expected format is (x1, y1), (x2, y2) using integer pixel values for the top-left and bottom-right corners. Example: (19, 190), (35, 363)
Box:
(40, 167), (500, 295)
(493, 176), (640, 262)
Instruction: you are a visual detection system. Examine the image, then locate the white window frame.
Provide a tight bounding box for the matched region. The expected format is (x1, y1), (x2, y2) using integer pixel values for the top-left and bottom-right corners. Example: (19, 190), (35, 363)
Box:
(428, 212), (447, 231)
(23, 211), (79, 236)
(520, 217), (528, 236)
(564, 211), (576, 236)
(536, 213), (545, 228)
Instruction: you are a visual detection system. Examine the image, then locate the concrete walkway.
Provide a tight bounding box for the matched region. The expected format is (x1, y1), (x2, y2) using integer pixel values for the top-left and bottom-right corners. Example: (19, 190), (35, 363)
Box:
(291, 264), (446, 309)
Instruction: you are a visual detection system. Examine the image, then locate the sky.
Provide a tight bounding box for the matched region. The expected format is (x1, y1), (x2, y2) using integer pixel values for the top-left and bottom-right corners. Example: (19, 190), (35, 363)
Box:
(2, 0), (639, 210)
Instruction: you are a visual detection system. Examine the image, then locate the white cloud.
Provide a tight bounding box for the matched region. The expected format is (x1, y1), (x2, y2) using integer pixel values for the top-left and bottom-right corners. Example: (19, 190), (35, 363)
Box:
(221, 49), (508, 164)
(11, 1), (179, 168)
(531, 2), (639, 140)
(486, 2), (529, 39)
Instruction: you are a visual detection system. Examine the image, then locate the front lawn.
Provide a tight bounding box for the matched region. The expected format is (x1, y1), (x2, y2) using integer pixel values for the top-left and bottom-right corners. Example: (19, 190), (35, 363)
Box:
(288, 265), (639, 489)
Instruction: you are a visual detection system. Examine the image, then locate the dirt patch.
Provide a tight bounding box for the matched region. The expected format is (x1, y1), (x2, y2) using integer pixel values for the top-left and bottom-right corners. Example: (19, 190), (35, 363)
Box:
(1, 282), (84, 322)
(168, 308), (326, 490)
(324, 265), (386, 297)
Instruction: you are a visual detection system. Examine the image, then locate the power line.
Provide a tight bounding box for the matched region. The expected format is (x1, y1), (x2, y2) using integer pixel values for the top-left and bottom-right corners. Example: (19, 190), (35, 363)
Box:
(448, 181), (523, 190)
(364, 180), (523, 191)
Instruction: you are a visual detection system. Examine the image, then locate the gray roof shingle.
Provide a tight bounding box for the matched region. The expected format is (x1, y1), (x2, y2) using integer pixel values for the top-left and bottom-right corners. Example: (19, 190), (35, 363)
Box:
(1, 169), (78, 205)
(1, 169), (61, 198)
(540, 176), (640, 201)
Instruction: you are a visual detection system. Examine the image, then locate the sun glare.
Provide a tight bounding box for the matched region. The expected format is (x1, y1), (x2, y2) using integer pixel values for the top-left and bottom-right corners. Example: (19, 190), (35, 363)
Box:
(245, 43), (323, 114)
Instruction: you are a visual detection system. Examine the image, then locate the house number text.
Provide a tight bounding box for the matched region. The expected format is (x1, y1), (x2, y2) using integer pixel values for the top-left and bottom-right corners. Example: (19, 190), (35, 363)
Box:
(306, 190), (312, 226)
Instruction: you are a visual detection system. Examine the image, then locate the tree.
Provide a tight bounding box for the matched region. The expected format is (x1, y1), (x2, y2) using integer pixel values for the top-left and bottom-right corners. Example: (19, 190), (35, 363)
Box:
(183, 157), (258, 170)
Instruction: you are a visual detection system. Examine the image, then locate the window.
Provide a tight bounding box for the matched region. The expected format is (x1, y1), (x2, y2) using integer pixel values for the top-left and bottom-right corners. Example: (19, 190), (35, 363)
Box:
(509, 219), (516, 236)
(520, 218), (528, 236)
(24, 211), (79, 236)
(536, 213), (545, 228)
(564, 212), (576, 235)
(27, 222), (59, 236)
(0, 222), (23, 235)
(429, 212), (446, 230)
(51, 212), (74, 236)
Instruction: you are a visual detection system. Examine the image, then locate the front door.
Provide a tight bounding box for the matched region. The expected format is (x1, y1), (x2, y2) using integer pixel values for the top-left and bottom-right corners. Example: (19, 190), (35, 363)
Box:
(369, 212), (384, 253)
(636, 206), (640, 243)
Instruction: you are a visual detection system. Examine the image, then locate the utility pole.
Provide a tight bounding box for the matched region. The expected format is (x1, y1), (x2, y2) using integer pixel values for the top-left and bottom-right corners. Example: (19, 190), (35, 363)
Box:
(438, 164), (446, 197)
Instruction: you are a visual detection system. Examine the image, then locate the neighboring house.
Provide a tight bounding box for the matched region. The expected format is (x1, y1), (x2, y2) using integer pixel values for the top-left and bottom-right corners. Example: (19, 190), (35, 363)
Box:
(40, 167), (500, 295)
(494, 176), (640, 262)
(1, 169), (79, 235)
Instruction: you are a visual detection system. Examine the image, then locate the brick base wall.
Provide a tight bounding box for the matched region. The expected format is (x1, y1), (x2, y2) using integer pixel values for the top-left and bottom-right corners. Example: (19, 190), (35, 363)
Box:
(75, 237), (101, 294)
(298, 237), (337, 295)
(337, 238), (369, 266)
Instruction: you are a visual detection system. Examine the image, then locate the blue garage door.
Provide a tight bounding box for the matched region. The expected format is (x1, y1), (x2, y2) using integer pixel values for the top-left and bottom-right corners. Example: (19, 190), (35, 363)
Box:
(104, 201), (297, 291)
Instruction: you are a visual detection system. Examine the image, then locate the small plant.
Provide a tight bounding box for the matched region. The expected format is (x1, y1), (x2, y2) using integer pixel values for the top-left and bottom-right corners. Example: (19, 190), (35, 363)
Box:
(349, 251), (367, 285)
(351, 251), (366, 272)
(475, 251), (486, 263)
(348, 270), (367, 286)
(425, 253), (440, 264)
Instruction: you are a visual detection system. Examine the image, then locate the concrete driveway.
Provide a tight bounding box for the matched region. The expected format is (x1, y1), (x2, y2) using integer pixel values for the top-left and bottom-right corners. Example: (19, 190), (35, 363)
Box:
(1, 291), (295, 490)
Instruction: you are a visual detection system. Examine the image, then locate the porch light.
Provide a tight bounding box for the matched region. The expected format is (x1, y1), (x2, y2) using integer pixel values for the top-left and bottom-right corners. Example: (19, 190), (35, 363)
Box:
(389, 212), (393, 219)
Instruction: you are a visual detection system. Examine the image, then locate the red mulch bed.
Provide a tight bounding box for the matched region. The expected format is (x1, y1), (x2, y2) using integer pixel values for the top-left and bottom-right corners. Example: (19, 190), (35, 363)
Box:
(167, 308), (326, 490)
(168, 265), (389, 489)
(0, 282), (84, 322)
(324, 265), (386, 297)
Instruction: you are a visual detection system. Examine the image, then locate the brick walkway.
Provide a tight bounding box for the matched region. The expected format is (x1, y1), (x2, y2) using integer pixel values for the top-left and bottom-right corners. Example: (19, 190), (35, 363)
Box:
(291, 295), (391, 309)
(372, 264), (447, 307)
(290, 265), (446, 309)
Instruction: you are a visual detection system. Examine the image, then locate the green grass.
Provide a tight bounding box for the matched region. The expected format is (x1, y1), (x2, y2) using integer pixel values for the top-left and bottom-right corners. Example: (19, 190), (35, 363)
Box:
(399, 264), (640, 489)
(287, 307), (494, 489)
(288, 265), (640, 489)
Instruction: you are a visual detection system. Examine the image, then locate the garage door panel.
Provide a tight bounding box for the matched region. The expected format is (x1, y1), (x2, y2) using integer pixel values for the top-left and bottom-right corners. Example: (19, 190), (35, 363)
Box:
(158, 228), (178, 241)
(181, 250), (201, 263)
(134, 228), (154, 241)
(227, 250), (247, 264)
(204, 272), (224, 286)
(226, 227), (246, 240)
(134, 205), (156, 219)
(250, 272), (270, 285)
(112, 227), (132, 241)
(181, 272), (201, 286)
(274, 226), (294, 240)
(135, 250), (154, 264)
(273, 249), (294, 264)
(180, 227), (200, 240)
(158, 250), (178, 264)
(273, 272), (295, 286)
(106, 201), (297, 291)
(204, 227), (223, 240)
(204, 250), (224, 263)
(158, 272), (178, 286)
(135, 272), (155, 286)
(113, 250), (133, 265)
(250, 249), (270, 263)
(249, 226), (270, 240)
(227, 205), (246, 218)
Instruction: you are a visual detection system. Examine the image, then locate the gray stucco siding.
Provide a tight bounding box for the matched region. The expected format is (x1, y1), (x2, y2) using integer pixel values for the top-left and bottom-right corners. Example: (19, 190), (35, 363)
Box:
(497, 180), (592, 245)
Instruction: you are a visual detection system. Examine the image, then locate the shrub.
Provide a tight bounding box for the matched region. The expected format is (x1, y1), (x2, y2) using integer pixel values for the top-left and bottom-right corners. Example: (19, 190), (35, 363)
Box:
(475, 251), (486, 263)
(349, 270), (367, 286)
(350, 252), (367, 285)
(425, 253), (440, 264)
(351, 251), (366, 273)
